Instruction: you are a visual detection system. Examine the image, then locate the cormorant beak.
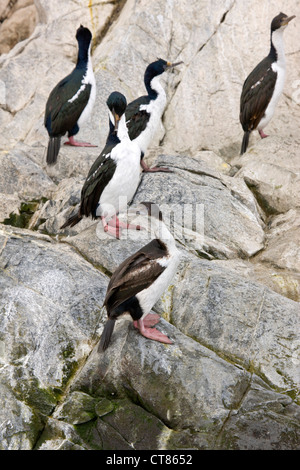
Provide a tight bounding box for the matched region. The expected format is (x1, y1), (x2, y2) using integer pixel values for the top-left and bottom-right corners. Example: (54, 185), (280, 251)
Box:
(112, 110), (121, 132)
(282, 15), (295, 25)
(165, 61), (184, 70)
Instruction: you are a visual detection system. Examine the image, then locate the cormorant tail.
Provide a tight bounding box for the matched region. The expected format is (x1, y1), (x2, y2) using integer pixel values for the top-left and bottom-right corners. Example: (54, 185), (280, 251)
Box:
(60, 211), (82, 229)
(98, 318), (116, 352)
(240, 131), (250, 155)
(46, 136), (61, 165)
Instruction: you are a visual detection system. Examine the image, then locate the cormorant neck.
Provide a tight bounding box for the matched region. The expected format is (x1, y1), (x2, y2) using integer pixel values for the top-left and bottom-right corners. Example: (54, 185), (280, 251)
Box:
(76, 41), (91, 68)
(269, 41), (277, 61)
(144, 70), (159, 99)
(116, 114), (130, 141)
(269, 28), (286, 65)
(106, 120), (121, 145)
(106, 114), (129, 144)
(146, 76), (166, 102)
(152, 218), (176, 250)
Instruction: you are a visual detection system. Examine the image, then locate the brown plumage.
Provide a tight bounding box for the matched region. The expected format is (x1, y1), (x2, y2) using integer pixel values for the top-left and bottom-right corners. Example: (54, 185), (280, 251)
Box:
(105, 239), (167, 311)
(99, 238), (167, 351)
(240, 57), (277, 132)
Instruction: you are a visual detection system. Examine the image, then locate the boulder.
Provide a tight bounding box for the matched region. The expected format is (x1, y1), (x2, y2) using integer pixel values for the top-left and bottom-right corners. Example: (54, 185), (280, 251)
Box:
(0, 147), (56, 221)
(233, 137), (300, 215)
(0, 225), (108, 450)
(36, 252), (300, 450)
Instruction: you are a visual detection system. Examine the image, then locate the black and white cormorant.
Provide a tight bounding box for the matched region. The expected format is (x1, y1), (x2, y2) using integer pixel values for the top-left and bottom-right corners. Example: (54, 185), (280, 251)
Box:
(125, 58), (183, 172)
(60, 91), (141, 238)
(99, 202), (181, 351)
(240, 13), (295, 155)
(44, 25), (96, 165)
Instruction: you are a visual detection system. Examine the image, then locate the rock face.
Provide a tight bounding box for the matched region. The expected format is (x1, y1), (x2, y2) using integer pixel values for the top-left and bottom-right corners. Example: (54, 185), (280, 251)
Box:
(0, 0), (299, 450)
(0, 0), (37, 55)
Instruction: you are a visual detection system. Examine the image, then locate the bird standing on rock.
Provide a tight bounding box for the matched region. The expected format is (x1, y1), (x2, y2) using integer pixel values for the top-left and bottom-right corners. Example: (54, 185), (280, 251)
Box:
(99, 202), (181, 351)
(239, 13), (295, 155)
(60, 91), (142, 239)
(126, 58), (183, 172)
(44, 25), (97, 165)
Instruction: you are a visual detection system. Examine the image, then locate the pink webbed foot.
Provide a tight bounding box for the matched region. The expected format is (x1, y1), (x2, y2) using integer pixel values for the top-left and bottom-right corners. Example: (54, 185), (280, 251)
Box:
(133, 318), (173, 345)
(101, 216), (121, 239)
(142, 313), (160, 327)
(103, 224), (121, 239)
(64, 136), (97, 147)
(133, 314), (160, 328)
(141, 160), (173, 173)
(143, 166), (173, 173)
(258, 129), (269, 139)
(107, 215), (144, 232)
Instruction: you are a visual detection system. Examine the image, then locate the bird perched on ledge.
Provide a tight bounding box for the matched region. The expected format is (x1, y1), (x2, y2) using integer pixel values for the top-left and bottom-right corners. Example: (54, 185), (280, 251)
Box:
(60, 91), (141, 238)
(44, 25), (96, 165)
(125, 58), (183, 172)
(99, 202), (181, 351)
(239, 13), (295, 155)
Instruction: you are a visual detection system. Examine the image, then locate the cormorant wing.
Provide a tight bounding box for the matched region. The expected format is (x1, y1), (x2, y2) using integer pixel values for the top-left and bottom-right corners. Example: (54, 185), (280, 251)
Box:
(240, 56), (277, 131)
(125, 95), (151, 140)
(104, 238), (168, 311)
(45, 70), (91, 136)
(80, 144), (117, 218)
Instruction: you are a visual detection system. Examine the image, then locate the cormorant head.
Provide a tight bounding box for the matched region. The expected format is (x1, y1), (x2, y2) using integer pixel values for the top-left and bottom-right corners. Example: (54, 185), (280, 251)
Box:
(106, 91), (127, 133)
(145, 58), (183, 80)
(76, 25), (92, 44)
(271, 13), (295, 32)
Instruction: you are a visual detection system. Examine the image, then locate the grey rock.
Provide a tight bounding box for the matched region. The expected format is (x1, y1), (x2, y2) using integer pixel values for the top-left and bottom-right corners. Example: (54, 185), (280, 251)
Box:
(167, 255), (300, 392)
(95, 397), (114, 418)
(256, 209), (300, 272)
(0, 225), (108, 449)
(59, 293), (299, 450)
(234, 137), (300, 214)
(53, 391), (98, 425)
(0, 147), (56, 220)
(133, 155), (265, 259)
